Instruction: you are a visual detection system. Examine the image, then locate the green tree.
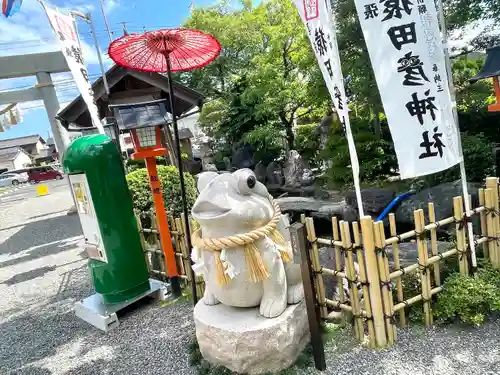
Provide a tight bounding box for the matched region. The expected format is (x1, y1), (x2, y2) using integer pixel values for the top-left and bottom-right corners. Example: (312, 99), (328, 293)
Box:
(181, 0), (328, 149)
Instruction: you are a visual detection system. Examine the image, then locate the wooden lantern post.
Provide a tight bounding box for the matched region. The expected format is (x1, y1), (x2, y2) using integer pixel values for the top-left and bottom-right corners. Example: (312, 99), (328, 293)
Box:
(130, 125), (181, 296)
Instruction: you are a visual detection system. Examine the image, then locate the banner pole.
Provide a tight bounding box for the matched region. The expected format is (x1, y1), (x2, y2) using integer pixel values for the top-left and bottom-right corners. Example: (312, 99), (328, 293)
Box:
(436, 0), (476, 271)
(325, 1), (365, 218)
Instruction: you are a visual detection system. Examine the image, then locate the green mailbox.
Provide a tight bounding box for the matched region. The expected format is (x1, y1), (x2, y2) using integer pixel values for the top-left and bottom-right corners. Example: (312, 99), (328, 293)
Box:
(64, 134), (150, 304)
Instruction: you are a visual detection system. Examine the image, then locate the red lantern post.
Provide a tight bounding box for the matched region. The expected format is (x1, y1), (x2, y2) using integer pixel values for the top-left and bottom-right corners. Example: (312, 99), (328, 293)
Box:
(129, 125), (181, 295)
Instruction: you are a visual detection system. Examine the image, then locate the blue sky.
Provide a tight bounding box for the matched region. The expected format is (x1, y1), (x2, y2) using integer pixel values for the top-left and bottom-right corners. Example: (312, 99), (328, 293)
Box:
(0, 0), (218, 141)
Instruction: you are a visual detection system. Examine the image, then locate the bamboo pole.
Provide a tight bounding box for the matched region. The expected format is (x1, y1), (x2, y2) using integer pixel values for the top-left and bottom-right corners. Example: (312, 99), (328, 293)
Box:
(486, 177), (500, 267)
(374, 221), (395, 344)
(453, 196), (469, 276)
(393, 286), (443, 312)
(181, 213), (204, 297)
(352, 221), (376, 348)
(325, 298), (368, 317)
(176, 217), (192, 286)
(485, 188), (498, 268)
(136, 214), (153, 272)
(151, 213), (167, 282)
(360, 216), (387, 347)
(332, 217), (346, 323)
(300, 213), (306, 224)
(305, 217), (328, 319)
(428, 203), (441, 287)
(340, 221), (364, 341)
(414, 209), (432, 326)
(479, 189), (488, 259)
(385, 216), (455, 245)
(170, 217), (186, 280)
(388, 213), (406, 328)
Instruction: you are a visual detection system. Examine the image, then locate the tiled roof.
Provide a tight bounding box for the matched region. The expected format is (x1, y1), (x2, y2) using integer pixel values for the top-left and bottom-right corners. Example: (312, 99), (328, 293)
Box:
(0, 135), (45, 149)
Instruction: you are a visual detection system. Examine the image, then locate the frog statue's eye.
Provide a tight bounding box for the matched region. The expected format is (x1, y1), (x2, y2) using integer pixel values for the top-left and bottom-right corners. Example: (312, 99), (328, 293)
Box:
(234, 169), (257, 195)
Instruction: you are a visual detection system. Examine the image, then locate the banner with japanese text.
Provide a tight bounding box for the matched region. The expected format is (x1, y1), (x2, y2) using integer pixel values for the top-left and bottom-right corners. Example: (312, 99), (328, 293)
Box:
(41, 2), (104, 134)
(354, 0), (461, 178)
(292, 0), (363, 213)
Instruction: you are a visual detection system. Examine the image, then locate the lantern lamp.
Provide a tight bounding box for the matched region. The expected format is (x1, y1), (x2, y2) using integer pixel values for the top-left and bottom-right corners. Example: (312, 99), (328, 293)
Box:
(469, 45), (500, 112)
(109, 99), (181, 296)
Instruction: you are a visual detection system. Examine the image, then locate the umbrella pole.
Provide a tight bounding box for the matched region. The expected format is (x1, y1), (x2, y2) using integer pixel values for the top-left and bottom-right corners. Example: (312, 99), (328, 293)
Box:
(165, 53), (199, 304)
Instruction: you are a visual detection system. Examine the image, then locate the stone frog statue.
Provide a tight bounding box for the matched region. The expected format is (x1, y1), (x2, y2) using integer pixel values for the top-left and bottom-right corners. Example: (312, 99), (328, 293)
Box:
(190, 169), (304, 318)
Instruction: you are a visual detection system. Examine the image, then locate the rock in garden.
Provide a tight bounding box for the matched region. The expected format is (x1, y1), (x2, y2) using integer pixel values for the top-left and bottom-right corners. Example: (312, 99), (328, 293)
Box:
(284, 150), (305, 187)
(266, 161), (284, 186)
(300, 168), (314, 186)
(345, 188), (395, 214)
(254, 161), (267, 184)
(194, 300), (309, 374)
(395, 180), (482, 224)
(231, 144), (254, 169)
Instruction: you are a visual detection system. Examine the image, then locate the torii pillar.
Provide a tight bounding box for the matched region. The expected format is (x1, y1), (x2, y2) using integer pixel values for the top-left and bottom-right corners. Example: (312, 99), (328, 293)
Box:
(0, 52), (71, 157)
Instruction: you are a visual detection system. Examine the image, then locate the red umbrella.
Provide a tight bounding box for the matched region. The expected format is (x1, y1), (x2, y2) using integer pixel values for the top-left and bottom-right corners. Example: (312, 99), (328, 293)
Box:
(108, 28), (221, 303)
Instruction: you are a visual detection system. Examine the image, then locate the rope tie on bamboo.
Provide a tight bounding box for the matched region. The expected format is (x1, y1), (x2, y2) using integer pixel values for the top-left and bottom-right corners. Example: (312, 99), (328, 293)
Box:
(191, 196), (291, 285)
(484, 207), (500, 217)
(455, 213), (472, 230)
(375, 246), (388, 257)
(418, 261), (429, 275)
(396, 234), (402, 243)
(384, 314), (397, 325)
(456, 247), (468, 261)
(414, 230), (426, 240)
(314, 266), (323, 275)
(421, 295), (432, 304)
(380, 280), (392, 289)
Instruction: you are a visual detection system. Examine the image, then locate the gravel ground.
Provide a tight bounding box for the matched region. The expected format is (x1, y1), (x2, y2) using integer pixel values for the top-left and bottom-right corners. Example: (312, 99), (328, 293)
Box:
(1, 180), (500, 375)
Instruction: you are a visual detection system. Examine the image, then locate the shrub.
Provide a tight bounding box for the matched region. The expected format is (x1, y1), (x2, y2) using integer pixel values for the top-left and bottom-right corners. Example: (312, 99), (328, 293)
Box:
(421, 133), (495, 186)
(126, 166), (197, 220)
(434, 266), (500, 326)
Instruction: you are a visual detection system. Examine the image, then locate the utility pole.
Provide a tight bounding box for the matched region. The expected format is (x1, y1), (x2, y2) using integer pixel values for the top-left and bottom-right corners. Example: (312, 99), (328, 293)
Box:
(99, 0), (112, 43)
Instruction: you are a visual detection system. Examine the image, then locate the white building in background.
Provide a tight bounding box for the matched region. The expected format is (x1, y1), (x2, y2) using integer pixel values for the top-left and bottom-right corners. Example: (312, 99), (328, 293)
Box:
(0, 147), (32, 172)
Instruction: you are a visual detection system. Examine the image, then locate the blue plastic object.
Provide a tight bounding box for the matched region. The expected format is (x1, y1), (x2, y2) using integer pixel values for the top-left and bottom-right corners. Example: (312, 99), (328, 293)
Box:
(376, 191), (415, 222)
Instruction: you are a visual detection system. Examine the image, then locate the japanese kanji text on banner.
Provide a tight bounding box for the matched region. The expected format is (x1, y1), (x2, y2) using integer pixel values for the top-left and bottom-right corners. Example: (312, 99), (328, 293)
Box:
(41, 2), (104, 134)
(354, 0), (461, 178)
(292, 0), (364, 216)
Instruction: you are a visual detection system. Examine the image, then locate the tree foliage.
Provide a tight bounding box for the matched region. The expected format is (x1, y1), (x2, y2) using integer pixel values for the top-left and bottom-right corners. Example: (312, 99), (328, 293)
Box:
(181, 0), (328, 150)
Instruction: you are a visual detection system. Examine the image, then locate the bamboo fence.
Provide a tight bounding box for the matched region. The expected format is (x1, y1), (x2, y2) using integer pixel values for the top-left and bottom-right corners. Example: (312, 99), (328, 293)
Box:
(135, 212), (205, 297)
(302, 176), (500, 348)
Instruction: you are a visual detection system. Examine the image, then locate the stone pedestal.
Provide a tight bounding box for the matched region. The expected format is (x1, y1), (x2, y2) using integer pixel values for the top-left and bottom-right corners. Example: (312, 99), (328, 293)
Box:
(194, 299), (310, 374)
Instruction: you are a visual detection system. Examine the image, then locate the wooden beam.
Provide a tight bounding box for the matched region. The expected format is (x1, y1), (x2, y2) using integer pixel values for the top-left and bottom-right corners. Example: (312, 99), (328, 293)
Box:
(0, 52), (68, 79)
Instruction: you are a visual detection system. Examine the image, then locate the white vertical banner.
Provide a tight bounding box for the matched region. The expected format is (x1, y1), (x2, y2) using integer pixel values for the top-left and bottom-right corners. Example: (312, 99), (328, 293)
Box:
(354, 0), (461, 178)
(292, 0), (365, 216)
(41, 2), (105, 134)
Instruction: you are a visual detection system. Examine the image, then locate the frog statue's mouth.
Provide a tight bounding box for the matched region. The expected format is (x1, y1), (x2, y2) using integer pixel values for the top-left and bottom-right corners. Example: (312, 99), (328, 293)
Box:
(191, 200), (232, 220)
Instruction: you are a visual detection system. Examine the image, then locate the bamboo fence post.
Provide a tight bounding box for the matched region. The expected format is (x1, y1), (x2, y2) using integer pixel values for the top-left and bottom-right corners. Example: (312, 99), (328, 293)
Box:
(428, 203), (441, 287)
(182, 213), (204, 297)
(305, 217), (328, 319)
(300, 213), (306, 224)
(414, 209), (432, 326)
(485, 188), (498, 268)
(486, 177), (500, 267)
(332, 217), (346, 324)
(352, 222), (376, 348)
(360, 216), (387, 348)
(374, 221), (395, 344)
(453, 196), (469, 276)
(388, 213), (406, 328)
(136, 214), (152, 272)
(340, 221), (364, 341)
(479, 189), (488, 259)
(151, 213), (167, 281)
(176, 217), (192, 287)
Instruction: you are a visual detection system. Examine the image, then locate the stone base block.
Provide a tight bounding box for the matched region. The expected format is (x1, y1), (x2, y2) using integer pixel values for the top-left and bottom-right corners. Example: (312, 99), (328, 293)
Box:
(194, 299), (310, 374)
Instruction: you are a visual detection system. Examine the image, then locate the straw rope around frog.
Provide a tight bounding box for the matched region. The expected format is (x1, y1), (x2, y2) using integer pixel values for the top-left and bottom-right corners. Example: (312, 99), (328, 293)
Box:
(191, 196), (291, 285)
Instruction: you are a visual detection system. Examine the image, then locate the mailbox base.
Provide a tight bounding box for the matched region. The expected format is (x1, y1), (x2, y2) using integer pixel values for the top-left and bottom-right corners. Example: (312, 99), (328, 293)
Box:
(75, 279), (170, 332)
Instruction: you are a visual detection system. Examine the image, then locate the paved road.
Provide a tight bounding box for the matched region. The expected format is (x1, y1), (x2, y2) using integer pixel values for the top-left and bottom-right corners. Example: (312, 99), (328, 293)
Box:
(0, 180), (195, 375)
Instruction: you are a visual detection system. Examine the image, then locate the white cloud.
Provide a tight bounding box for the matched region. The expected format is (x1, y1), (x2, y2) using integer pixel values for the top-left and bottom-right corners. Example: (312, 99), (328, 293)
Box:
(103, 0), (120, 13)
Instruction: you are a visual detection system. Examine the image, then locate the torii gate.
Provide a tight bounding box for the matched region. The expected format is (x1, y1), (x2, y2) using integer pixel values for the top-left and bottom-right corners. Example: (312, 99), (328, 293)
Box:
(0, 51), (71, 156)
